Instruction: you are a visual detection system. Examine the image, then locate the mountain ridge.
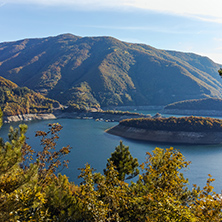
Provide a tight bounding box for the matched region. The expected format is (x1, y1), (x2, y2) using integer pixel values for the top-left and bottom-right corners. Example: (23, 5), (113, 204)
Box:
(0, 33), (221, 108)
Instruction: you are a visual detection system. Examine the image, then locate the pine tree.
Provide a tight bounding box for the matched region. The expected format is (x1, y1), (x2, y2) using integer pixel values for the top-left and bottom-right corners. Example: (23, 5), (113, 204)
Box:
(0, 122), (43, 221)
(104, 141), (139, 181)
(219, 68), (222, 77)
(0, 110), (71, 221)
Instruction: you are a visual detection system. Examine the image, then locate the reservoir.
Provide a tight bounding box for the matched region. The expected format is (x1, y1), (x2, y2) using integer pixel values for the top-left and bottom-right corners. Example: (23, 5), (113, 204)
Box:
(1, 114), (222, 193)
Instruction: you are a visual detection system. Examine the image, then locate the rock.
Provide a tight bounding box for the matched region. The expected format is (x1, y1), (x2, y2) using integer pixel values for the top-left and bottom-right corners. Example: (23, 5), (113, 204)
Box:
(3, 113), (56, 123)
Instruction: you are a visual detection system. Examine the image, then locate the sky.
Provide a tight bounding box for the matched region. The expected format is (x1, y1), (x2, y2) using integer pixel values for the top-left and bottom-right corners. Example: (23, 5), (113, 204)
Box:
(0, 0), (222, 64)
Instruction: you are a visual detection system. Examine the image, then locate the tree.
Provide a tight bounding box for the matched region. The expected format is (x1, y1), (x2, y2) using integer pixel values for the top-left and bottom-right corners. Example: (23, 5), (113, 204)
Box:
(218, 68), (222, 77)
(104, 141), (139, 181)
(0, 109), (72, 221)
(0, 122), (45, 221)
(43, 173), (78, 221)
(136, 147), (195, 221)
(191, 175), (222, 221)
(0, 108), (2, 128)
(35, 123), (71, 184)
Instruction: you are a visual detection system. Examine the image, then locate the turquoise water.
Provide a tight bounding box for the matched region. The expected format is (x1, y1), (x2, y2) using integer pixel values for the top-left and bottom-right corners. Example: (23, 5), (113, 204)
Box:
(1, 116), (222, 193)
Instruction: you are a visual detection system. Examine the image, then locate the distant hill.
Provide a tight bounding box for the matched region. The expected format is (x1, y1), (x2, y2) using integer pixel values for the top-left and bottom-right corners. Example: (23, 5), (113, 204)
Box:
(0, 76), (60, 116)
(0, 34), (221, 108)
(164, 98), (222, 111)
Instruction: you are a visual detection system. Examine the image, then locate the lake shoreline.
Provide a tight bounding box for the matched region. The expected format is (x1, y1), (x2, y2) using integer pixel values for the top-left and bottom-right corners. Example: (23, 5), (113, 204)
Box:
(4, 107), (222, 124)
(106, 124), (222, 145)
(162, 109), (222, 117)
(3, 113), (57, 123)
(3, 110), (151, 124)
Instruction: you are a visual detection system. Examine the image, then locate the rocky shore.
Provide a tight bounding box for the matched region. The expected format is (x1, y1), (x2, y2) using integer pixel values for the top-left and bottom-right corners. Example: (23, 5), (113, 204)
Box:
(3, 113), (57, 123)
(106, 124), (222, 145)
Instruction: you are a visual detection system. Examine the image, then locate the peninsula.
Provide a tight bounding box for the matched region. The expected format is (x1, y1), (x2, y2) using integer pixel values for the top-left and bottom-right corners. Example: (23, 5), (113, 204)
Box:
(106, 116), (222, 144)
(162, 98), (222, 117)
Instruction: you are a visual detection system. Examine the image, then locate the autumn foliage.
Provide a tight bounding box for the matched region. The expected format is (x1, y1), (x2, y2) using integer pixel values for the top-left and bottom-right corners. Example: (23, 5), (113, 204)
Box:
(0, 111), (222, 221)
(120, 116), (222, 132)
(0, 76), (59, 116)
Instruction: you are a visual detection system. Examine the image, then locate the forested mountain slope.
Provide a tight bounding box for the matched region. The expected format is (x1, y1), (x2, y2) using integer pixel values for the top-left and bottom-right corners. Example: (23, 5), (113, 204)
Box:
(0, 76), (60, 116)
(0, 34), (221, 108)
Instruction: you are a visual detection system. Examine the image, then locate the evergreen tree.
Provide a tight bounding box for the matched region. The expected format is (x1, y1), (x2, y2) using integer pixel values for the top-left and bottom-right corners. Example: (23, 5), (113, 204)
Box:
(219, 68), (222, 77)
(104, 141), (139, 181)
(0, 110), (71, 221)
(0, 108), (2, 128)
(0, 123), (45, 221)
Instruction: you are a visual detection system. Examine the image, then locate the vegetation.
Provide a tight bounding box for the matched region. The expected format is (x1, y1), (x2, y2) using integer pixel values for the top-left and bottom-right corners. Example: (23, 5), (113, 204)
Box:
(0, 109), (71, 221)
(164, 97), (222, 111)
(120, 116), (222, 132)
(104, 141), (139, 181)
(102, 110), (142, 115)
(0, 34), (221, 108)
(218, 68), (222, 77)
(1, 106), (222, 221)
(0, 76), (60, 116)
(63, 82), (101, 110)
(64, 103), (89, 113)
(0, 108), (2, 128)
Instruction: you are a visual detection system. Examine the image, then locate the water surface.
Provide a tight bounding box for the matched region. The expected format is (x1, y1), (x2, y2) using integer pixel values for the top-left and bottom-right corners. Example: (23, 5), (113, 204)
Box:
(1, 116), (222, 193)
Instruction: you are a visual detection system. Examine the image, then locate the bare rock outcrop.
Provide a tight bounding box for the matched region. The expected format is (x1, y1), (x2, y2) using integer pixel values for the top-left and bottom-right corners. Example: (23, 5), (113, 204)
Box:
(4, 113), (56, 123)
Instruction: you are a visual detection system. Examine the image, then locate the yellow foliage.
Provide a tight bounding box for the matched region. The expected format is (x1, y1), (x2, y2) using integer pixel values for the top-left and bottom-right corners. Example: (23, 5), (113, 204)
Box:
(0, 112), (221, 221)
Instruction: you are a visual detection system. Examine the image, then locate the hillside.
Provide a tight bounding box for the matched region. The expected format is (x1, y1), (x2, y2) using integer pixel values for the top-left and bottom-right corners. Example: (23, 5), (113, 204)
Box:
(0, 34), (221, 108)
(0, 76), (60, 116)
(164, 97), (222, 111)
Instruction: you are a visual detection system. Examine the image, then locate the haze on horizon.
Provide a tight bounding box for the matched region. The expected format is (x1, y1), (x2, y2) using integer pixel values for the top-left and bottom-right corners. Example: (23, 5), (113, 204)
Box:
(0, 0), (222, 64)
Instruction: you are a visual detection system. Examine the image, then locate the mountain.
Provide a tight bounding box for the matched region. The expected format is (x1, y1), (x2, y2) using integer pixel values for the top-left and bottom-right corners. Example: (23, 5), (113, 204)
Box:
(0, 33), (221, 108)
(0, 76), (60, 116)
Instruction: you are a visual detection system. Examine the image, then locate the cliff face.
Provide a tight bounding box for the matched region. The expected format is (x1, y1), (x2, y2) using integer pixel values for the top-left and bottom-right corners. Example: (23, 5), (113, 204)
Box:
(106, 125), (222, 145)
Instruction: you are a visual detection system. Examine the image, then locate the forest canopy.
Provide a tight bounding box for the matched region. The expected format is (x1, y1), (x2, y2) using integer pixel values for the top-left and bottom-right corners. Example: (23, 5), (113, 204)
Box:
(120, 116), (222, 132)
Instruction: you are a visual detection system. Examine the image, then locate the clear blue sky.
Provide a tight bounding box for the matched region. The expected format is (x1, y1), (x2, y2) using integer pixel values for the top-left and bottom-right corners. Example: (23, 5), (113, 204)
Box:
(1, 0), (222, 64)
